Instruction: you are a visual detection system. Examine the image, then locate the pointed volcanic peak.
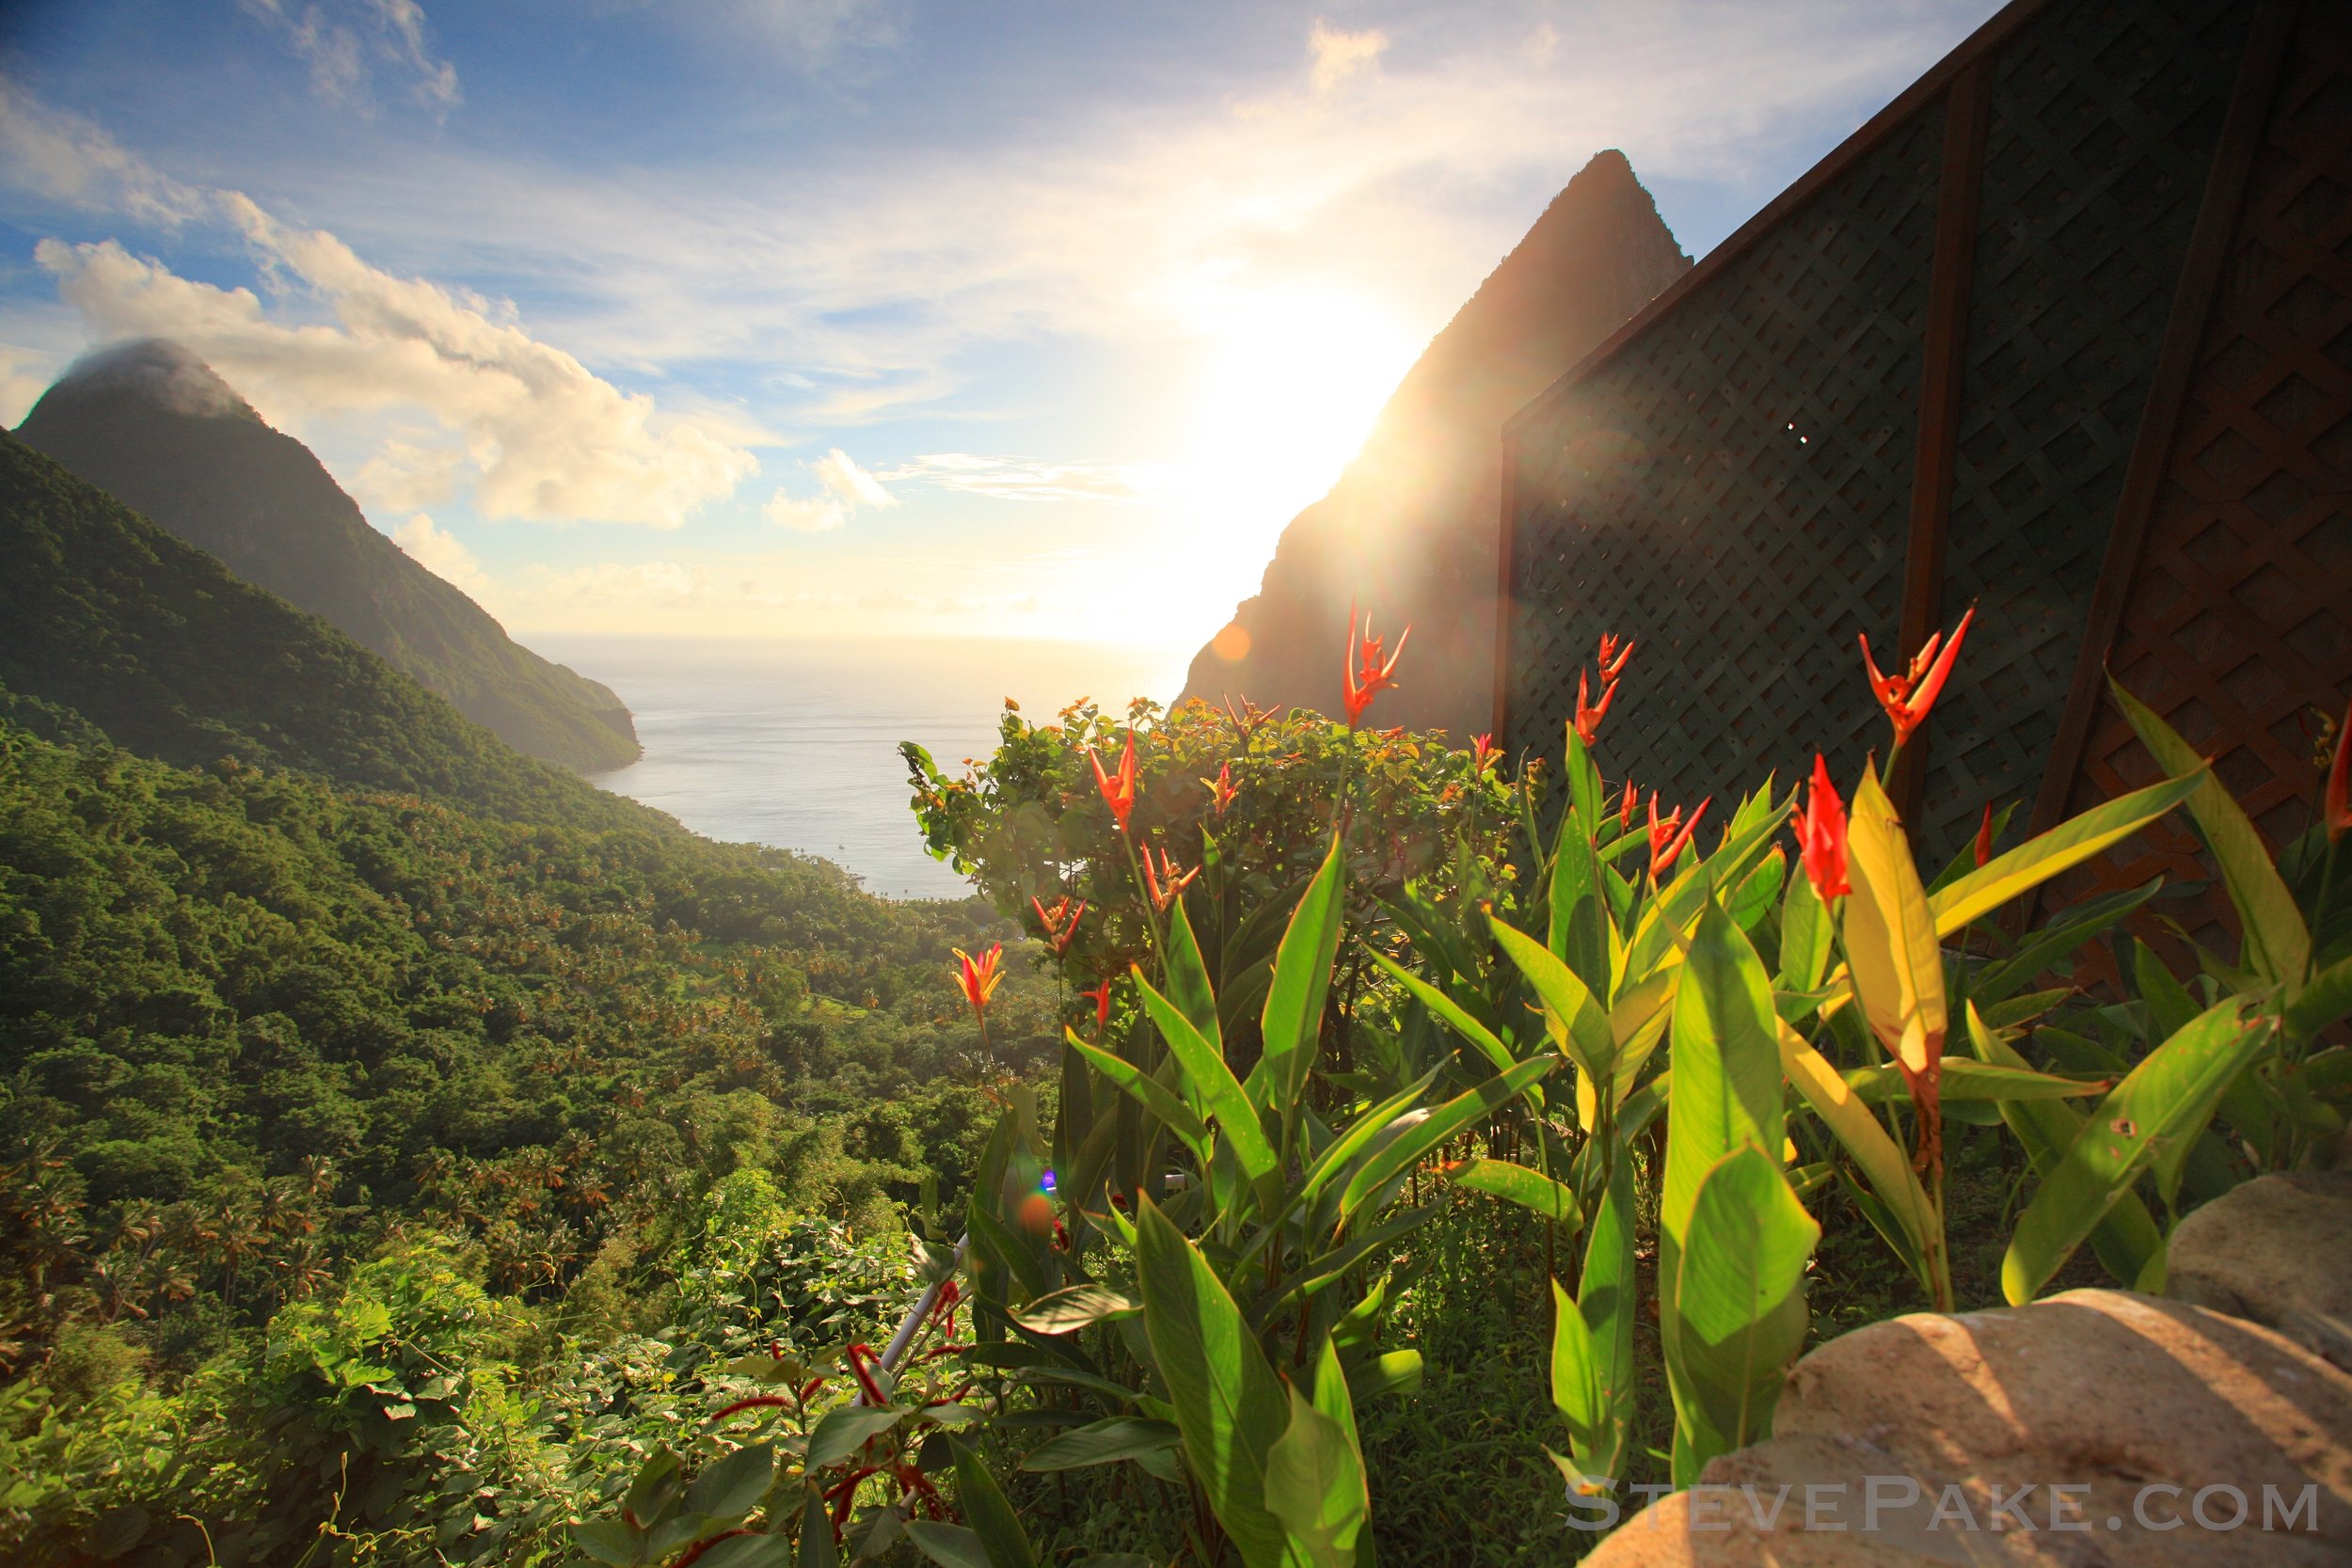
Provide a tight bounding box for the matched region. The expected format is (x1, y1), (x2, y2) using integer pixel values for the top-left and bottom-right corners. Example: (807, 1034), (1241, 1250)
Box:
(0, 425), (650, 832)
(1181, 150), (1692, 736)
(15, 340), (642, 773)
(33, 336), (265, 424)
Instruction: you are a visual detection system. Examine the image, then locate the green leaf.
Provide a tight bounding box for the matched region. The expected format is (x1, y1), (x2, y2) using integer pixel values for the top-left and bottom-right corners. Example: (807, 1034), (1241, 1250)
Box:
(1449, 1159), (1582, 1227)
(685, 1443), (776, 1524)
(2002, 997), (2272, 1305)
(568, 1519), (644, 1566)
(1929, 769), (2204, 936)
(1259, 834), (1347, 1114)
(695, 1537), (794, 1568)
(2288, 953), (2352, 1039)
(1008, 1282), (1141, 1335)
(1548, 1277), (1602, 1450)
(1310, 1332), (1360, 1467)
(950, 1438), (1038, 1568)
(1295, 1069), (1443, 1207)
(1364, 949), (1519, 1081)
(1963, 1004), (2163, 1290)
(623, 1446), (685, 1530)
(1019, 1417), (1182, 1472)
(1065, 1029), (1208, 1157)
(2110, 679), (2310, 985)
(804, 1405), (908, 1470)
(1672, 1145), (1818, 1479)
(1549, 807), (1613, 1001)
(1838, 1058), (2110, 1104)
(1163, 896), (1223, 1055)
(1661, 903), (1785, 1258)
(1488, 916), (1613, 1083)
(1573, 1158), (1637, 1483)
(1971, 881), (2159, 1003)
(1625, 800), (1791, 981)
(1776, 1022), (1937, 1300)
(1135, 1197), (1293, 1568)
(1727, 848), (1787, 933)
(1136, 969), (1278, 1184)
(796, 1484), (836, 1568)
(1264, 1382), (1367, 1568)
(1344, 1348), (1422, 1404)
(1660, 898), (1788, 1478)
(904, 1522), (989, 1568)
(1338, 1055), (1559, 1222)
(1261, 832), (1355, 1104)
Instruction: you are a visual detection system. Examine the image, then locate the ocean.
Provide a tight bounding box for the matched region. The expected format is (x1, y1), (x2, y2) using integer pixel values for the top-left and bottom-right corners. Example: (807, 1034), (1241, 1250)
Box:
(531, 636), (1193, 900)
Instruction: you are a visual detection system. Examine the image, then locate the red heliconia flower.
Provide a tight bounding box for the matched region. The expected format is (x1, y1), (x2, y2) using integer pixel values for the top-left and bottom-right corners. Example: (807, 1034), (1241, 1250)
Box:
(953, 943), (1004, 1014)
(1342, 598), (1410, 730)
(1597, 632), (1635, 684)
(1470, 734), (1501, 773)
(1859, 607), (1976, 748)
(1573, 668), (1618, 748)
(1079, 977), (1113, 1032)
(1140, 846), (1200, 912)
(1796, 753), (1851, 900)
(1974, 801), (1996, 868)
(1202, 760), (1240, 816)
(1030, 895), (1086, 958)
(1619, 779), (1640, 832)
(2327, 698), (2350, 843)
(1090, 732), (1139, 831)
(1646, 795), (1709, 879)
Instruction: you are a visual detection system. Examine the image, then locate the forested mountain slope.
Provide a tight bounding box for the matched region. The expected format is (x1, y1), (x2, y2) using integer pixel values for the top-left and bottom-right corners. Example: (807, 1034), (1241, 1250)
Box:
(0, 428), (643, 829)
(16, 340), (640, 773)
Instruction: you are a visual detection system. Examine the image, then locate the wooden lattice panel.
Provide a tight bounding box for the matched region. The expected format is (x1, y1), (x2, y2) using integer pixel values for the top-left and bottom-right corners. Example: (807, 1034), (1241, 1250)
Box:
(2044, 4), (2352, 961)
(1920, 0), (2257, 859)
(1502, 104), (1947, 801)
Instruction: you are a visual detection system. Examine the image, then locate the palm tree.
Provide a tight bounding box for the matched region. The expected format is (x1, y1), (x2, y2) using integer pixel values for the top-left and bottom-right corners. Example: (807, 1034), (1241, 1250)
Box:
(190, 1195), (266, 1313)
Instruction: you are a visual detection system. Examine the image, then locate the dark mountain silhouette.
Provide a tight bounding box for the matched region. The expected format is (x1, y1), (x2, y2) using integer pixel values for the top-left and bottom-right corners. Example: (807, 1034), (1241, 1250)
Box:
(0, 426), (652, 830)
(14, 339), (641, 773)
(1179, 150), (1692, 736)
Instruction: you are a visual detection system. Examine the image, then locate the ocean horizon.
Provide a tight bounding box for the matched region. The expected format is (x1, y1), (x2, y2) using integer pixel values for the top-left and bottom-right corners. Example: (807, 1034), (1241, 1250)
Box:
(531, 635), (1194, 899)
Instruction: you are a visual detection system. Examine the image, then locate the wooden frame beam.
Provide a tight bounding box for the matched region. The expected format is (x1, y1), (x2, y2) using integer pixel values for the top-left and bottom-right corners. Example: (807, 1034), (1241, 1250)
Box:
(1891, 58), (1994, 818)
(1491, 430), (1521, 749)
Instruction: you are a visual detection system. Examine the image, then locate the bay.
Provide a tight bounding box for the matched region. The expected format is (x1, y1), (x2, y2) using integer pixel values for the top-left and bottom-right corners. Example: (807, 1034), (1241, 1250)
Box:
(532, 635), (1190, 899)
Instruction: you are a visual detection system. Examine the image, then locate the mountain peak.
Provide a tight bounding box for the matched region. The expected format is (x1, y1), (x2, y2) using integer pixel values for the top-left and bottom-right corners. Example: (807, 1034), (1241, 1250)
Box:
(1178, 150), (1691, 734)
(35, 338), (262, 425)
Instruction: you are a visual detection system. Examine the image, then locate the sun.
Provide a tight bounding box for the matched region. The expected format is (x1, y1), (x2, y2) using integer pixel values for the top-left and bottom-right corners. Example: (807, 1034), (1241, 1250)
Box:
(1157, 283), (1421, 639)
(1185, 285), (1420, 522)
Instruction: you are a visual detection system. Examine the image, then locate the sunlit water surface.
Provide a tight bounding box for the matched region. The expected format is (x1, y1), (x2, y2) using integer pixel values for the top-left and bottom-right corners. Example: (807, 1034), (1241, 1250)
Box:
(532, 637), (1190, 899)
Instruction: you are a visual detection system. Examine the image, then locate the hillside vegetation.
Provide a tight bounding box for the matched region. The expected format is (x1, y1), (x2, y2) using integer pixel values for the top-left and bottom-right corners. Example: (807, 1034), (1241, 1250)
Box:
(0, 429), (641, 828)
(16, 341), (640, 773)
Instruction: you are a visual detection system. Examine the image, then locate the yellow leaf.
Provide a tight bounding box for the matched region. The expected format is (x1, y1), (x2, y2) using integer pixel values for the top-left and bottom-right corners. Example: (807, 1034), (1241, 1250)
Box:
(1842, 768), (1945, 1076)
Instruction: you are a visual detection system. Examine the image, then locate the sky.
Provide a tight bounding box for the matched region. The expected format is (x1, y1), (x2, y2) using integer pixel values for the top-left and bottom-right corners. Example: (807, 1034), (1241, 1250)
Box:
(0, 0), (2004, 654)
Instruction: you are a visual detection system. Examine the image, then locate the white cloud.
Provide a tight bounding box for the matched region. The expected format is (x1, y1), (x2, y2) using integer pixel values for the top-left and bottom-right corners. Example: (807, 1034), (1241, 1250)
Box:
(0, 77), (207, 227)
(34, 210), (761, 528)
(762, 492), (849, 532)
(763, 445), (894, 531)
(354, 436), (463, 511)
(542, 560), (709, 601)
(390, 512), (492, 597)
(811, 446), (896, 509)
(882, 453), (1176, 504)
(1308, 22), (1387, 94)
(0, 341), (63, 426)
(239, 0), (461, 114)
